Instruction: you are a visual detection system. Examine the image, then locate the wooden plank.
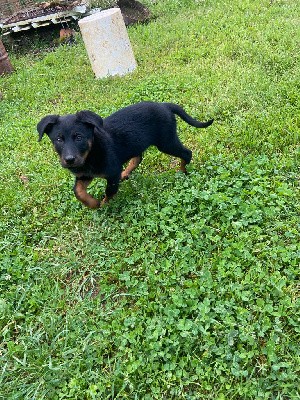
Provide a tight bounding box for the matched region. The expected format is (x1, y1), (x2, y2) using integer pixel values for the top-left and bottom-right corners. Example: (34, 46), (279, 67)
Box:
(0, 4), (87, 33)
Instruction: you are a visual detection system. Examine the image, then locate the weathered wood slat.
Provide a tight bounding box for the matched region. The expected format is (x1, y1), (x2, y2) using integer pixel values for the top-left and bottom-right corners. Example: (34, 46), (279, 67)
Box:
(0, 4), (87, 34)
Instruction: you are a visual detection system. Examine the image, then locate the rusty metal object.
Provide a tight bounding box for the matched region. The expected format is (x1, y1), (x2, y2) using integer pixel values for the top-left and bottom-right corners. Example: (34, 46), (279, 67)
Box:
(0, 40), (13, 75)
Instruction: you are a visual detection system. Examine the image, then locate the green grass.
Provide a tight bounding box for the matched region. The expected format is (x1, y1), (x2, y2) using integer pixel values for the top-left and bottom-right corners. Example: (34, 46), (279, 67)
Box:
(0, 0), (300, 398)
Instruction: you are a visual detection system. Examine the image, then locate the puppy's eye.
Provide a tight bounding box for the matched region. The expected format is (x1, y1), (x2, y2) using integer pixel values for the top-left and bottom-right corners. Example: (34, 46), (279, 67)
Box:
(56, 136), (64, 143)
(75, 134), (82, 141)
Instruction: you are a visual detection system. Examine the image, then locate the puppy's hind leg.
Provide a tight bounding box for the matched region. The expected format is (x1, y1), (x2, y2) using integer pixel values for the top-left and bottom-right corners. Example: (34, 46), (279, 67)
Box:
(157, 140), (192, 174)
(121, 155), (142, 181)
(179, 148), (192, 174)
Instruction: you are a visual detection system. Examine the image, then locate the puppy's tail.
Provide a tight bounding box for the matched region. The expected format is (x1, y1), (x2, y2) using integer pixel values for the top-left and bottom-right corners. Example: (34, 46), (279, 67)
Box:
(166, 103), (214, 128)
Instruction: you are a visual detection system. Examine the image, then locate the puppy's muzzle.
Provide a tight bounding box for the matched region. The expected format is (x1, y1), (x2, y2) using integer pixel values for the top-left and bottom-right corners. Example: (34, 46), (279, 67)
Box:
(61, 156), (84, 168)
(64, 155), (76, 165)
(61, 148), (91, 168)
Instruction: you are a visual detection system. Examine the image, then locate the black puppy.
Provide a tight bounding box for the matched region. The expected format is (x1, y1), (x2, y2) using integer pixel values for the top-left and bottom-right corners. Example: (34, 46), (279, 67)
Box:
(37, 101), (213, 208)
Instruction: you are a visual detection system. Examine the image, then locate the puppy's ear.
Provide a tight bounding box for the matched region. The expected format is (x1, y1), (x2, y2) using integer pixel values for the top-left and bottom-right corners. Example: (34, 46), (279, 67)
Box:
(37, 115), (59, 141)
(76, 110), (103, 129)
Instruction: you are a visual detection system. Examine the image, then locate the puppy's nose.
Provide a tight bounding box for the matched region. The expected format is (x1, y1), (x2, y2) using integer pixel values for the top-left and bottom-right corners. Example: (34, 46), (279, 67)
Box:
(64, 156), (76, 165)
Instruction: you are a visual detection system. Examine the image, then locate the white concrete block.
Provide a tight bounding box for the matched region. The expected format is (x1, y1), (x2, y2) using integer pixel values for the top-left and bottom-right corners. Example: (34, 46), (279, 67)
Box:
(79, 8), (137, 78)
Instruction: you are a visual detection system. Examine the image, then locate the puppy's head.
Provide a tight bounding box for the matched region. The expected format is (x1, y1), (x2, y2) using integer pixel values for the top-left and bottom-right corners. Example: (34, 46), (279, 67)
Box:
(37, 110), (103, 169)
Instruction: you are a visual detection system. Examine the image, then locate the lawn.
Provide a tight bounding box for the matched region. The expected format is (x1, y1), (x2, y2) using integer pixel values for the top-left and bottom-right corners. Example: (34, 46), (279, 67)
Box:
(0, 0), (300, 398)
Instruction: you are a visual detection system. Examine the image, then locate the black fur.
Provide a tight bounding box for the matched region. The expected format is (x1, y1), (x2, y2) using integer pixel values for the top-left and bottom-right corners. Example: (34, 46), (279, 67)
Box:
(37, 101), (213, 208)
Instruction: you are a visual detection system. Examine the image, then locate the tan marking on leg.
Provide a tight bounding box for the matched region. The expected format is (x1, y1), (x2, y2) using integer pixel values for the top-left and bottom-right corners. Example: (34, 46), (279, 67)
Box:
(179, 159), (188, 173)
(121, 156), (141, 180)
(74, 179), (100, 209)
(100, 195), (110, 207)
(100, 192), (118, 206)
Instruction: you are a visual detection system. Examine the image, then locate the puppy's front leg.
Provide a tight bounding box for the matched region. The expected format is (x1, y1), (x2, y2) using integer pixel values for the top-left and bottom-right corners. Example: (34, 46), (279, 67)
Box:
(101, 176), (120, 206)
(74, 176), (100, 209)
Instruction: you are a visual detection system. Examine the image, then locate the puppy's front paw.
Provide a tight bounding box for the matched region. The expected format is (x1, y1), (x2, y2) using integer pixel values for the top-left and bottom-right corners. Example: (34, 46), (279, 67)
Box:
(100, 196), (109, 207)
(89, 198), (101, 209)
(121, 171), (130, 181)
